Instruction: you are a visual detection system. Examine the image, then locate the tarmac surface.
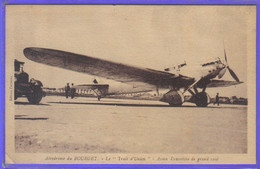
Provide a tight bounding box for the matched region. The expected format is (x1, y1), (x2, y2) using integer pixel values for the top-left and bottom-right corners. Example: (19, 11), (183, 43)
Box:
(15, 96), (247, 154)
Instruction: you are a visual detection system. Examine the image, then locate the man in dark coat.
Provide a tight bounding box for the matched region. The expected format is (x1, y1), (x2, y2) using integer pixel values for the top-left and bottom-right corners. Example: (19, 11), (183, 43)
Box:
(214, 93), (219, 106)
(65, 83), (70, 98)
(71, 83), (76, 99)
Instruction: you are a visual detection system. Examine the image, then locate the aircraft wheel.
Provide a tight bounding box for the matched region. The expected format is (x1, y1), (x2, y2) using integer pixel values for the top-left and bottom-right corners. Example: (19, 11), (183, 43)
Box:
(27, 87), (43, 104)
(194, 92), (210, 107)
(169, 102), (183, 107)
(160, 90), (184, 107)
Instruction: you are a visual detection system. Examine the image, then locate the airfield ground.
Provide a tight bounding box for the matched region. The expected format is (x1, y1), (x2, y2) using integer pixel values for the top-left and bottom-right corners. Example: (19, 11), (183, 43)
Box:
(15, 96), (247, 154)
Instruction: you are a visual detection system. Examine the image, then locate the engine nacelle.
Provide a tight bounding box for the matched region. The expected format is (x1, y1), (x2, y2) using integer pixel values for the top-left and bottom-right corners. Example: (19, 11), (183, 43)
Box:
(160, 90), (184, 106)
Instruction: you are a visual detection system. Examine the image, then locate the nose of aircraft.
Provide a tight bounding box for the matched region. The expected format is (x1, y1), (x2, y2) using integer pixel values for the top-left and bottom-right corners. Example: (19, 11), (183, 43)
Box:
(220, 63), (226, 69)
(217, 50), (240, 82)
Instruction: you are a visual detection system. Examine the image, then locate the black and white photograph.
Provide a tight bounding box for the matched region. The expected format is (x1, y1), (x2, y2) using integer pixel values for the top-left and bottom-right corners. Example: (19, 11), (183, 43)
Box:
(5, 5), (256, 164)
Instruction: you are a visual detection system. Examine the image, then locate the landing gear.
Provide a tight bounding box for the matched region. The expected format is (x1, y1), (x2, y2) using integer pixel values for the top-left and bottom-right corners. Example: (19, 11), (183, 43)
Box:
(160, 90), (184, 107)
(169, 102), (182, 107)
(190, 92), (210, 107)
(97, 96), (101, 101)
(187, 84), (210, 107)
(159, 83), (211, 107)
(93, 89), (102, 101)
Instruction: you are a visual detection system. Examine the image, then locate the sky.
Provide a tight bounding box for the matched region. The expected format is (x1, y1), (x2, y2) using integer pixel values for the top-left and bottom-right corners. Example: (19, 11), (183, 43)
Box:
(6, 5), (256, 98)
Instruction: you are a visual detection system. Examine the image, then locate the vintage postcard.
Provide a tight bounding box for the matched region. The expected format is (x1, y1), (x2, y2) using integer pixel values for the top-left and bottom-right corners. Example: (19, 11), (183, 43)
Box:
(5, 5), (256, 164)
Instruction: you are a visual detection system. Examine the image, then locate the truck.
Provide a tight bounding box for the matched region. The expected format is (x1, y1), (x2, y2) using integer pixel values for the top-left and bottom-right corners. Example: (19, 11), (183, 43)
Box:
(14, 59), (45, 104)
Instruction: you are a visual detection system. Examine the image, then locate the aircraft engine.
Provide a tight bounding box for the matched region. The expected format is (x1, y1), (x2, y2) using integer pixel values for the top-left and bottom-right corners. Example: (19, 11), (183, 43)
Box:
(160, 90), (184, 106)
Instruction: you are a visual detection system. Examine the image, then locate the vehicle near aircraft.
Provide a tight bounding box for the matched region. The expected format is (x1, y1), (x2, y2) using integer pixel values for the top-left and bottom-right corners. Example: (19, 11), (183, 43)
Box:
(14, 59), (46, 104)
(23, 47), (242, 107)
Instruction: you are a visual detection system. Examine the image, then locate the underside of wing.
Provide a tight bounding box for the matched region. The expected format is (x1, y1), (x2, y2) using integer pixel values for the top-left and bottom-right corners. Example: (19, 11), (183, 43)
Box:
(24, 47), (194, 89)
(207, 80), (243, 88)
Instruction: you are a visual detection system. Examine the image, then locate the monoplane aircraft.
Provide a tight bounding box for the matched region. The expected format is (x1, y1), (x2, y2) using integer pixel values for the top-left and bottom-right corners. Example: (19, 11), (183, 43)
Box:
(23, 47), (242, 107)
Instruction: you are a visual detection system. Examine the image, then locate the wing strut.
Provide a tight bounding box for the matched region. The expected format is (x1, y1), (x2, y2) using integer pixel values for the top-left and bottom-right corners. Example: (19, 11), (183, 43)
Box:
(183, 79), (201, 94)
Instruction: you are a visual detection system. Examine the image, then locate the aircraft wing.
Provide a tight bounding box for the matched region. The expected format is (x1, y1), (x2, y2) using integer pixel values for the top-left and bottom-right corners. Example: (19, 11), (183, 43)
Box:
(207, 80), (243, 88)
(24, 47), (194, 89)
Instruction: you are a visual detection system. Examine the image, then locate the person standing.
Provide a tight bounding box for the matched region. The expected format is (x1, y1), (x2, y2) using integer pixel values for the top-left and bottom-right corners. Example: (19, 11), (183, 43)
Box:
(65, 83), (70, 99)
(71, 83), (76, 99)
(214, 93), (219, 106)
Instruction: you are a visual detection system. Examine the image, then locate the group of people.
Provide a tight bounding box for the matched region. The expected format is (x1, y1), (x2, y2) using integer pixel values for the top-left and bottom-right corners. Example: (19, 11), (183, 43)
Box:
(65, 83), (76, 99)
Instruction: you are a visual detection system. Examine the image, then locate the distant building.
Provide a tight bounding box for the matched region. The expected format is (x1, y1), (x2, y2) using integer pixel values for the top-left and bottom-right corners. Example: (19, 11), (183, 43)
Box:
(219, 97), (231, 104)
(230, 96), (248, 105)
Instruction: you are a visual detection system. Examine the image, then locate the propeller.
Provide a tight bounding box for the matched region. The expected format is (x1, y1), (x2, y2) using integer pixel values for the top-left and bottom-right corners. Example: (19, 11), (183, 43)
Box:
(224, 48), (228, 63)
(228, 67), (240, 82)
(218, 49), (240, 82)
